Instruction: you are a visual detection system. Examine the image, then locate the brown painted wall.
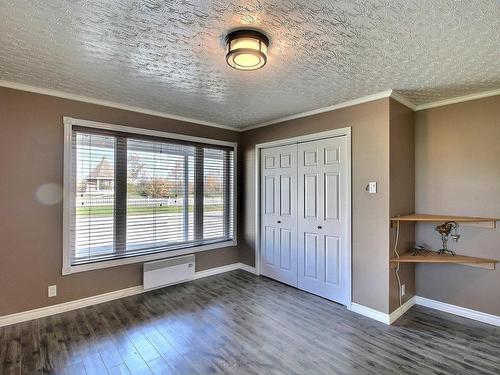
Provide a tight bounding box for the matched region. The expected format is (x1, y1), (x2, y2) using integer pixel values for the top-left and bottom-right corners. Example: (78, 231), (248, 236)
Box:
(415, 95), (500, 316)
(389, 99), (415, 312)
(239, 98), (392, 313)
(0, 87), (240, 316)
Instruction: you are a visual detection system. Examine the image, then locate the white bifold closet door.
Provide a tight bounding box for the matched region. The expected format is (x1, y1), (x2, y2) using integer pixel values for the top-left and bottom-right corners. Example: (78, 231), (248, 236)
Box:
(297, 137), (349, 305)
(260, 136), (349, 306)
(260, 144), (298, 287)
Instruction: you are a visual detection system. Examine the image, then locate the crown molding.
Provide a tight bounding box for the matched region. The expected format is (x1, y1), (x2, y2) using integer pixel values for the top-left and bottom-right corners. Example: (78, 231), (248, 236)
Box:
(240, 86), (500, 131)
(0, 80), (238, 132)
(240, 90), (394, 131)
(3, 79), (498, 132)
(390, 91), (417, 110)
(414, 88), (500, 111)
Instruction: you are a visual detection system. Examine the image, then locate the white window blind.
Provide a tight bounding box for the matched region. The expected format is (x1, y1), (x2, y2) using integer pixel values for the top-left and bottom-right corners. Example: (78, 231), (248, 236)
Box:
(71, 126), (234, 266)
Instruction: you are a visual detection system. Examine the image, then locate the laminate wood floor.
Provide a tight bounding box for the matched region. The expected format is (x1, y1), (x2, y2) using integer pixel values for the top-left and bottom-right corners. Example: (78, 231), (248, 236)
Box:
(1, 270), (499, 374)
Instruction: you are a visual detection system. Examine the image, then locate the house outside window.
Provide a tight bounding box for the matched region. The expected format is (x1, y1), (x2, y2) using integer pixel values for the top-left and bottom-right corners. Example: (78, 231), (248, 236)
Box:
(63, 117), (236, 274)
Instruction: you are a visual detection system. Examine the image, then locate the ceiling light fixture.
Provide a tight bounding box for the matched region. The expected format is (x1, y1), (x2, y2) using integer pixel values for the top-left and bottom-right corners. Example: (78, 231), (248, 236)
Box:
(225, 30), (269, 71)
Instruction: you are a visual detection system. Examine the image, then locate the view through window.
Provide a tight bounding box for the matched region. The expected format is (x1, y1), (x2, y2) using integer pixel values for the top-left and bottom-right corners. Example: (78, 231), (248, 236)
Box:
(71, 128), (234, 265)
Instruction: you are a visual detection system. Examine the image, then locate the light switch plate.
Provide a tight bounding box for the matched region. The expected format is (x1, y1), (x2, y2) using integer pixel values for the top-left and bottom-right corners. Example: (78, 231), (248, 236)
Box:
(368, 181), (377, 194)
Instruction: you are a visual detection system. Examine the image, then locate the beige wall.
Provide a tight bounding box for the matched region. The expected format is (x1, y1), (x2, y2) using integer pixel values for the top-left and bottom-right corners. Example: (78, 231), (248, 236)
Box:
(0, 87), (240, 316)
(415, 95), (500, 316)
(239, 98), (392, 313)
(389, 99), (415, 312)
(9, 82), (494, 319)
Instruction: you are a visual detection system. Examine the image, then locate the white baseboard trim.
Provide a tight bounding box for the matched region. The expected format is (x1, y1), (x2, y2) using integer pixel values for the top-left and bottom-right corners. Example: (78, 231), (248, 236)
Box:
(349, 303), (391, 325)
(193, 262), (242, 279)
(351, 295), (500, 327)
(5, 269), (497, 329)
(193, 262), (256, 279)
(0, 286), (144, 328)
(350, 297), (416, 325)
(237, 262), (258, 274)
(0, 262), (254, 328)
(414, 296), (500, 327)
(389, 297), (416, 324)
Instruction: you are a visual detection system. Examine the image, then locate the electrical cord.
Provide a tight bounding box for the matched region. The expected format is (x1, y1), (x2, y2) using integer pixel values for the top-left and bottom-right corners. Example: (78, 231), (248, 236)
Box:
(394, 220), (402, 307)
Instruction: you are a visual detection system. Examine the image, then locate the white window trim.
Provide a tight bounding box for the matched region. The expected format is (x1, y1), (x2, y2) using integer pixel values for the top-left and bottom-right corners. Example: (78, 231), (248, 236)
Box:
(62, 117), (237, 275)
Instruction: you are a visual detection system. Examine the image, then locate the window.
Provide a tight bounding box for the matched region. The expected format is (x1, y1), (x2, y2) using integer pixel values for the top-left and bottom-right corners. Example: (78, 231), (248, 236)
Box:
(63, 118), (236, 274)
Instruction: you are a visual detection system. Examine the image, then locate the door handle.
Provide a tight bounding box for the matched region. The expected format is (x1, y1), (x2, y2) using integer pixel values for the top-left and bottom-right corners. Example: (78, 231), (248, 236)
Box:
(317, 225), (322, 229)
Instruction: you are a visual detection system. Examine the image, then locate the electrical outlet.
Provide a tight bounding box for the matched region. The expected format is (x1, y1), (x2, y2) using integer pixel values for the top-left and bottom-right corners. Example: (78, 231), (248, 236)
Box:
(48, 285), (57, 298)
(401, 284), (406, 297)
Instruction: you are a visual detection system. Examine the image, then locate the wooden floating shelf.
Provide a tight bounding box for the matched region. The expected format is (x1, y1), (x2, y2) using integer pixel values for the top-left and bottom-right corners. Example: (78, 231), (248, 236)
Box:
(390, 214), (498, 228)
(390, 253), (499, 270)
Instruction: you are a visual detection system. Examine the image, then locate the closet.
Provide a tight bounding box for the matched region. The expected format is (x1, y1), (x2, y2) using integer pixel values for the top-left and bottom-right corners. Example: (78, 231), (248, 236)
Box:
(260, 135), (350, 305)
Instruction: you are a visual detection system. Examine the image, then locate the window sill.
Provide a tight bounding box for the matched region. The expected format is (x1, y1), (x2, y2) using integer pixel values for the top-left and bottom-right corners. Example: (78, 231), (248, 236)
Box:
(62, 240), (237, 275)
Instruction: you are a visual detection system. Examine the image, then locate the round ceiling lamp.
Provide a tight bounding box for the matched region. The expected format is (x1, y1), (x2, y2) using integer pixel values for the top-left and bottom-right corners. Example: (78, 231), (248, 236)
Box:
(225, 30), (269, 71)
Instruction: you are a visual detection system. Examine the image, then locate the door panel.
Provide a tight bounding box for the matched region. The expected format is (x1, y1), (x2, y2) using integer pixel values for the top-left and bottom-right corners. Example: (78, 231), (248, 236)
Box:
(304, 174), (318, 218)
(324, 236), (340, 285)
(280, 229), (292, 271)
(297, 136), (349, 305)
(263, 226), (276, 265)
(324, 147), (340, 164)
(304, 150), (318, 166)
(304, 232), (319, 279)
(260, 144), (298, 287)
(264, 155), (276, 169)
(264, 176), (275, 214)
(280, 175), (292, 216)
(280, 153), (292, 168)
(324, 173), (339, 220)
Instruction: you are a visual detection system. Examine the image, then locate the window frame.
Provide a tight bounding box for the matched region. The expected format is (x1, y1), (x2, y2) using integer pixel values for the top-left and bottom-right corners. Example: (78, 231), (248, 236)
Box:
(62, 117), (237, 275)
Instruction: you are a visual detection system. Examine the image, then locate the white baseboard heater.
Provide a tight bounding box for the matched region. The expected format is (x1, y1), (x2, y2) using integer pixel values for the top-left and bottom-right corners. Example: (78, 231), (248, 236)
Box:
(143, 255), (195, 290)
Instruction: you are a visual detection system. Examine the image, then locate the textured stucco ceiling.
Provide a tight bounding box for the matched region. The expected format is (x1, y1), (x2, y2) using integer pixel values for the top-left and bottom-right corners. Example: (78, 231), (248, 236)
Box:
(1, 0), (499, 128)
